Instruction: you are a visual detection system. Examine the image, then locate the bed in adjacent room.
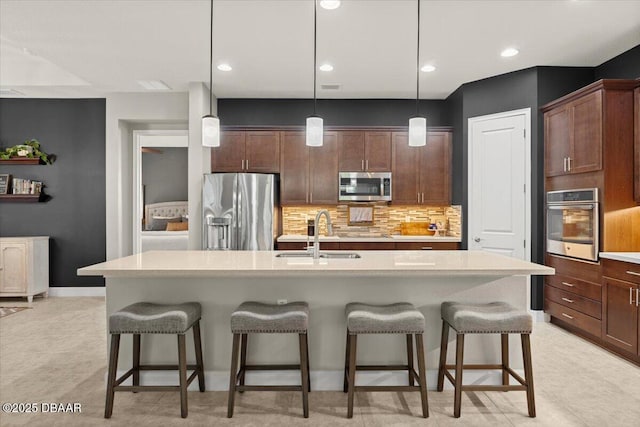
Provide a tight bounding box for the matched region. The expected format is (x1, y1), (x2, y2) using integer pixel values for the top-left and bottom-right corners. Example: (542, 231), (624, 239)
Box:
(141, 201), (188, 252)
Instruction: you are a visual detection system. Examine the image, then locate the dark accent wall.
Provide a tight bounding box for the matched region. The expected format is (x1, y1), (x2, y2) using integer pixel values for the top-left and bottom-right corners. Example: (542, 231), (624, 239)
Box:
(0, 99), (106, 287)
(142, 147), (188, 205)
(218, 99), (448, 127)
(594, 44), (640, 80)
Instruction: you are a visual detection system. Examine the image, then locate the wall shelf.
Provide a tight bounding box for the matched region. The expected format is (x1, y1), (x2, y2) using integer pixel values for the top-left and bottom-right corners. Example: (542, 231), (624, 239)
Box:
(0, 158), (43, 165)
(0, 194), (46, 203)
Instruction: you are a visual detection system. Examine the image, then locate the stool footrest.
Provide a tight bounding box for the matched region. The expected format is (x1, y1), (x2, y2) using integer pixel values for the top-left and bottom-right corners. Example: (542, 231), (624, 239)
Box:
(355, 385), (423, 392)
(114, 365), (201, 389)
(115, 385), (180, 392)
(242, 364), (301, 371)
(443, 364), (528, 388)
(236, 385), (303, 392)
(355, 364), (411, 371)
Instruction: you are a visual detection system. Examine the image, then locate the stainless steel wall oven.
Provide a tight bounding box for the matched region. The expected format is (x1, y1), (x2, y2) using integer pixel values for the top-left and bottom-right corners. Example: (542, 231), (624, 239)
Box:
(546, 188), (599, 261)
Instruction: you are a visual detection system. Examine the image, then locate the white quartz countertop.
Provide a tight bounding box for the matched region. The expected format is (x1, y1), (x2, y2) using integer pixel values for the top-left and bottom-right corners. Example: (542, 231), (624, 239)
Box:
(78, 250), (554, 278)
(277, 234), (462, 243)
(599, 252), (640, 265)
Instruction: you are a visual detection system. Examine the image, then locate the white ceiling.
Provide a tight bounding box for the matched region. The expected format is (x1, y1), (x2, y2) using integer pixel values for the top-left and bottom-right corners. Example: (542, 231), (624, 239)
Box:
(1, 0), (639, 100)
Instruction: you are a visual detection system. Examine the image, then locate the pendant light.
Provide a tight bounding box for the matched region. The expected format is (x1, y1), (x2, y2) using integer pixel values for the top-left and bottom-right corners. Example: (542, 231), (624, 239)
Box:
(408, 0), (426, 147)
(202, 0), (220, 147)
(306, 0), (323, 147)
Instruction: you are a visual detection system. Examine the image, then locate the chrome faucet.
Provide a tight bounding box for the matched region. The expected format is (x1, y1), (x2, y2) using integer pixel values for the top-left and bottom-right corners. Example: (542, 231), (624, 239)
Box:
(313, 210), (333, 259)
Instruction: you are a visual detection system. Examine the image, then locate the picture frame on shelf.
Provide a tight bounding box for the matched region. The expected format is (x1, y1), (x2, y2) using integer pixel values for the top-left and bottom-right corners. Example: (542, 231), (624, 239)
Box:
(0, 174), (11, 195)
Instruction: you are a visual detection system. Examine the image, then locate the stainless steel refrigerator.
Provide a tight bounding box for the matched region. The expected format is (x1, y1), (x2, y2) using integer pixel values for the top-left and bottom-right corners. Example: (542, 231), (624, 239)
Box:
(202, 173), (278, 250)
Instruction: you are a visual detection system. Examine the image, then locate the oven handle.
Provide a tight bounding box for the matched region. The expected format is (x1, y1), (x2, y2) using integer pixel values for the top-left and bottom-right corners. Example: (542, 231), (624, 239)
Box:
(548, 205), (595, 210)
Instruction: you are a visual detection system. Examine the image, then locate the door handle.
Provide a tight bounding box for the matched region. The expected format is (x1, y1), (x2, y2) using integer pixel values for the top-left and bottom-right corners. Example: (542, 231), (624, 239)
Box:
(241, 159), (245, 170)
(362, 160), (365, 171)
(636, 288), (639, 307)
(421, 193), (424, 203)
(563, 157), (567, 172)
(631, 287), (634, 305)
(561, 297), (574, 303)
(567, 157), (571, 172)
(365, 160), (369, 170)
(473, 237), (481, 242)
(561, 281), (575, 287)
(417, 193), (420, 204)
(421, 247), (433, 250)
(310, 192), (313, 204)
(245, 159), (249, 170)
(561, 313), (574, 320)
(625, 270), (640, 277)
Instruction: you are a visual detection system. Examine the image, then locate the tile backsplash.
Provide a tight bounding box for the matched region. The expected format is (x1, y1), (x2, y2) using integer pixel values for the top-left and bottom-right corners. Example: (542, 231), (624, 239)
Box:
(282, 204), (461, 237)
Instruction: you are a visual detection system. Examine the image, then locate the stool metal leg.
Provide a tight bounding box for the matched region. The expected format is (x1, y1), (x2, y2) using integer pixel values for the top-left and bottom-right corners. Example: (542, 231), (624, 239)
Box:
(299, 333), (310, 418)
(227, 333), (241, 418)
(346, 334), (357, 419)
(437, 321), (449, 392)
(501, 334), (509, 387)
(343, 331), (350, 393)
(415, 333), (429, 418)
(104, 334), (120, 419)
(406, 334), (415, 386)
(453, 334), (465, 418)
(132, 334), (141, 391)
(521, 334), (536, 417)
(239, 333), (248, 392)
(193, 320), (206, 392)
(177, 334), (188, 418)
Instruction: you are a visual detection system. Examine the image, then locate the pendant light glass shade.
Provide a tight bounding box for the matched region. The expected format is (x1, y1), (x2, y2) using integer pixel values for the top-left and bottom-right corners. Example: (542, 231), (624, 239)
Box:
(408, 117), (427, 147)
(202, 115), (220, 147)
(306, 116), (323, 147)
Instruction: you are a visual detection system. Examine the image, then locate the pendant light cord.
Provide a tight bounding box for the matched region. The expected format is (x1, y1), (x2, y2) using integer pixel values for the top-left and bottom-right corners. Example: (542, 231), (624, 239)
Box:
(209, 0), (213, 115)
(313, 0), (318, 116)
(415, 0), (420, 117)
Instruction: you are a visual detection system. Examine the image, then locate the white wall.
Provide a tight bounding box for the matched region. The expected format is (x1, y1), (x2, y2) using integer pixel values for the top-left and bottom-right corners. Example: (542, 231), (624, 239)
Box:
(188, 83), (215, 249)
(105, 92), (188, 260)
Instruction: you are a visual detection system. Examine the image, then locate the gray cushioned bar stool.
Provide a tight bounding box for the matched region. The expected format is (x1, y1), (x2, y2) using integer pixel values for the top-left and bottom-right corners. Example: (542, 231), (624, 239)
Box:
(104, 302), (205, 419)
(437, 301), (535, 418)
(344, 302), (429, 418)
(227, 301), (310, 418)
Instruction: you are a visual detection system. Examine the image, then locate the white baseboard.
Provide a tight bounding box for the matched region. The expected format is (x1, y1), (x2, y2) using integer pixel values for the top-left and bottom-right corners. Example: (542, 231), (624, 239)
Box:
(530, 309), (549, 323)
(48, 287), (105, 297)
(111, 369), (520, 391)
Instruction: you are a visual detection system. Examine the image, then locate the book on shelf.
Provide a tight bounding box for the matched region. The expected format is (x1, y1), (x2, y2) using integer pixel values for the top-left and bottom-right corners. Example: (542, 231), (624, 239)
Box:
(11, 178), (43, 195)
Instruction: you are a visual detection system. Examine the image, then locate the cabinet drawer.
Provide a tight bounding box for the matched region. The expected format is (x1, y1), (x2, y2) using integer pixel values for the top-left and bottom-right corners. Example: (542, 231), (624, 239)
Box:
(339, 242), (395, 250)
(545, 254), (601, 284)
(545, 299), (602, 338)
(602, 259), (640, 284)
(546, 273), (602, 301)
(544, 284), (601, 319)
(394, 242), (460, 250)
(276, 242), (340, 250)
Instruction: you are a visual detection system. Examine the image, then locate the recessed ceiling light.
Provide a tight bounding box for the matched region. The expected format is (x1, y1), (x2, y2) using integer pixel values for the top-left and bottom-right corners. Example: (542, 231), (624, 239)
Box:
(217, 63), (232, 72)
(421, 64), (436, 73)
(137, 80), (171, 90)
(320, 0), (341, 10)
(319, 63), (333, 72)
(500, 47), (519, 58)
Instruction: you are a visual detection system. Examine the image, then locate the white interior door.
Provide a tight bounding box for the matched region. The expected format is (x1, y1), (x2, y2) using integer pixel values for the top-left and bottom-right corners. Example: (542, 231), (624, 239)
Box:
(468, 110), (530, 260)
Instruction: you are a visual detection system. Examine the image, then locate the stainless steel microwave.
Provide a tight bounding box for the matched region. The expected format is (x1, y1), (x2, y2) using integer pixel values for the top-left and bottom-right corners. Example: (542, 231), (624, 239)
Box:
(339, 172), (391, 202)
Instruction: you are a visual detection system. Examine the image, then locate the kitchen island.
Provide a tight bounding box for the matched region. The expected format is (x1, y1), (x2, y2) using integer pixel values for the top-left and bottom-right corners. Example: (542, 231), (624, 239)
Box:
(78, 250), (554, 390)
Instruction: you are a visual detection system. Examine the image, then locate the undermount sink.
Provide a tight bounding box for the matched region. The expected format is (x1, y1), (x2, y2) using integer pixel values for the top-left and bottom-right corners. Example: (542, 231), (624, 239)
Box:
(276, 252), (361, 259)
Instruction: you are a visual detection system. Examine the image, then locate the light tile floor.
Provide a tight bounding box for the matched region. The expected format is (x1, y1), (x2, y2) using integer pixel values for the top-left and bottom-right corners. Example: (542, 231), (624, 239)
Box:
(1, 297), (639, 426)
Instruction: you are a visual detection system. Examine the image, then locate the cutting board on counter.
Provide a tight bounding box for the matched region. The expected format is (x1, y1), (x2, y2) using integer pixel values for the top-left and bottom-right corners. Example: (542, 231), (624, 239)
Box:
(400, 222), (435, 236)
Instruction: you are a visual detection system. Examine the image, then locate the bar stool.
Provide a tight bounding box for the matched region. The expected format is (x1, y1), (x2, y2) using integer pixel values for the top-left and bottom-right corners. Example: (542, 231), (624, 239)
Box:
(227, 301), (310, 418)
(104, 302), (205, 419)
(344, 302), (429, 418)
(437, 301), (535, 418)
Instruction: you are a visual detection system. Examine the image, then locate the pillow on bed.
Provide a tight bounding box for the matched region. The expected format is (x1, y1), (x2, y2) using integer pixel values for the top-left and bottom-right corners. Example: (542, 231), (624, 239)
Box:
(166, 221), (188, 231)
(149, 216), (181, 231)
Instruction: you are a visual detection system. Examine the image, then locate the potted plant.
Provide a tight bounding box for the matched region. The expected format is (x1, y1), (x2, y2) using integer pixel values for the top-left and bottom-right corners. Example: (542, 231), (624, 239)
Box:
(0, 139), (54, 164)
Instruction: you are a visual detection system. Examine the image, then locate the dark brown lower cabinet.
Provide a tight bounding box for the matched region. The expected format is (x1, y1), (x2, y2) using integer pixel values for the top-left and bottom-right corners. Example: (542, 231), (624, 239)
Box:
(602, 277), (638, 355)
(276, 241), (460, 251)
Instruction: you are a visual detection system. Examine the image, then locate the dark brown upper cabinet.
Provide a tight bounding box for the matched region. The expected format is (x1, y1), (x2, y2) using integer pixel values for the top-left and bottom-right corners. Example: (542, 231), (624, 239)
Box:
(338, 131), (391, 172)
(634, 86), (640, 203)
(211, 130), (280, 173)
